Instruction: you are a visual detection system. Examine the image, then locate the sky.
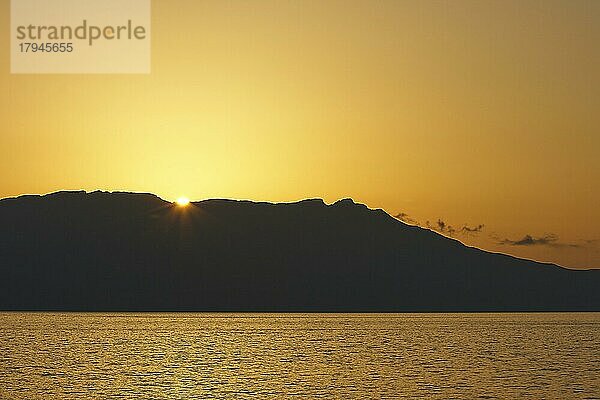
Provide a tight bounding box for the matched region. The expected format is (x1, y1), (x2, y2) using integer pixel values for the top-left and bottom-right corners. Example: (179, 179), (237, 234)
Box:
(1, 0), (599, 269)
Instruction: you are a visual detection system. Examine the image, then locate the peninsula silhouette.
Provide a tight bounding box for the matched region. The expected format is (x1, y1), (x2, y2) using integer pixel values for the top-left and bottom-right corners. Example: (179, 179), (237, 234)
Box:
(1, 191), (598, 311)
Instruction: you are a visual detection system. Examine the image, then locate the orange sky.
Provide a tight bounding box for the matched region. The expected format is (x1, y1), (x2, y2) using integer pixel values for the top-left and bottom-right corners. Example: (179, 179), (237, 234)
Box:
(1, 0), (599, 269)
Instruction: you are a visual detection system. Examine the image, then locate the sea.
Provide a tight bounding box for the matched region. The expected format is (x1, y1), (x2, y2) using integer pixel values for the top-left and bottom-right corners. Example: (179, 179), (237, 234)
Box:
(1, 313), (599, 399)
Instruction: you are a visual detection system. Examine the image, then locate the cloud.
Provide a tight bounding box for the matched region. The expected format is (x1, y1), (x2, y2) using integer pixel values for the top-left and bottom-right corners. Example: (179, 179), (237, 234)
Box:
(394, 208), (593, 252)
(460, 224), (485, 235)
(436, 219), (446, 232)
(394, 210), (484, 238)
(500, 234), (558, 246)
(394, 212), (418, 225)
(497, 234), (581, 248)
(425, 219), (483, 237)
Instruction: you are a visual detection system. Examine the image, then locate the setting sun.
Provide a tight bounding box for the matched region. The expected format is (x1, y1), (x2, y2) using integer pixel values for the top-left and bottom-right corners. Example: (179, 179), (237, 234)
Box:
(175, 197), (190, 207)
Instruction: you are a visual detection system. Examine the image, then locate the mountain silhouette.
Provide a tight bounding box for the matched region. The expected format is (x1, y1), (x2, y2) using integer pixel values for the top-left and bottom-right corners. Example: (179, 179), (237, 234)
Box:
(1, 191), (598, 311)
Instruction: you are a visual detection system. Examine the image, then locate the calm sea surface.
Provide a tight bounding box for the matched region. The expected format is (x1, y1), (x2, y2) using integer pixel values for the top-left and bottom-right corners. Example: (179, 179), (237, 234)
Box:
(0, 313), (599, 399)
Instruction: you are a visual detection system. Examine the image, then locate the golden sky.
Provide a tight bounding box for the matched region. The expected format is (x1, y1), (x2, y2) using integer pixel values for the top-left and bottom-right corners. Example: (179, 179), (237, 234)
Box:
(1, 0), (599, 268)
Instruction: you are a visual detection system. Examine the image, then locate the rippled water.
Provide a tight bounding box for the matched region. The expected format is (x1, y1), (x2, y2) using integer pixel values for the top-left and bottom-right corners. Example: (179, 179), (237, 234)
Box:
(1, 313), (599, 399)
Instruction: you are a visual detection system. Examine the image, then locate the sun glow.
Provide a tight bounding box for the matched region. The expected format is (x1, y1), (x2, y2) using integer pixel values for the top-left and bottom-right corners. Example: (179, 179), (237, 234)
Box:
(175, 197), (190, 207)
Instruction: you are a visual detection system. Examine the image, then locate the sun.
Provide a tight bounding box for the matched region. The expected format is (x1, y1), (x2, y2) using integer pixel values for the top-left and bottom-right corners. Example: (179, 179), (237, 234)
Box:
(175, 197), (190, 207)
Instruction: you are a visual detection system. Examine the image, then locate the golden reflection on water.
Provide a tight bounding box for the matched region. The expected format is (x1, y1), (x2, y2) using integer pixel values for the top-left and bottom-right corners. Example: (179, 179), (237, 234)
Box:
(0, 313), (599, 399)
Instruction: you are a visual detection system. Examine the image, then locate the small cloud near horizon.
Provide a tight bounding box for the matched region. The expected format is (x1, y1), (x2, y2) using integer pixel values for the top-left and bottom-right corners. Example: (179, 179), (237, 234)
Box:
(495, 233), (582, 248)
(394, 212), (484, 237)
(394, 212), (418, 225)
(395, 210), (596, 253)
